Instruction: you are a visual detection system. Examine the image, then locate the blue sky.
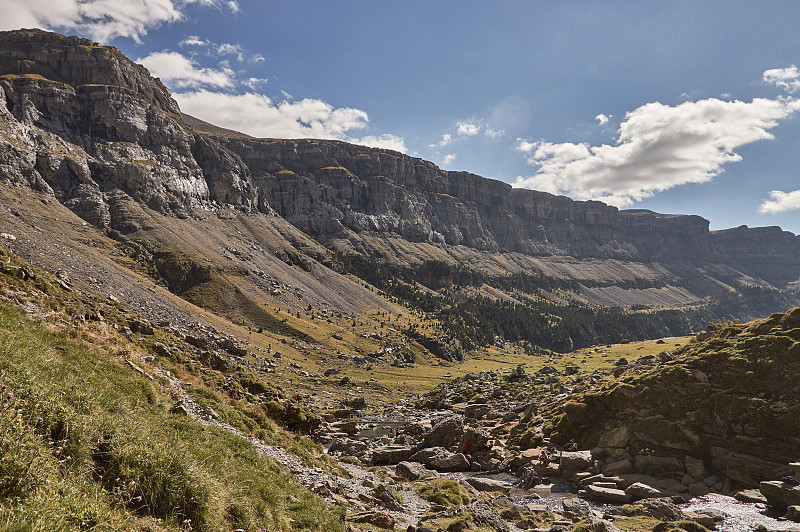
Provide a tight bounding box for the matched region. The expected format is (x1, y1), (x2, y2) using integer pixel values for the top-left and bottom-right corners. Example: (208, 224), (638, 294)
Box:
(4, 1), (800, 233)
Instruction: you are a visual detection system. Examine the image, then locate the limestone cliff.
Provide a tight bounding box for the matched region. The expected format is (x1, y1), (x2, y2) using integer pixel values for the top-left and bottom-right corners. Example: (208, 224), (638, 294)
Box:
(0, 28), (259, 228)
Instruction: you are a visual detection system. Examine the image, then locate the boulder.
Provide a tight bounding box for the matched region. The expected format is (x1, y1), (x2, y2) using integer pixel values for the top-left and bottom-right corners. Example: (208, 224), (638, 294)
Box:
(688, 482), (711, 497)
(373, 484), (404, 512)
(465, 477), (511, 493)
(635, 455), (684, 475)
(350, 511), (395, 530)
(718, 450), (793, 486)
(684, 456), (707, 479)
(423, 416), (463, 450)
(603, 459), (635, 475)
(328, 438), (368, 456)
(560, 450), (593, 472)
(585, 517), (624, 532)
(561, 497), (593, 517)
(464, 403), (491, 419)
(395, 461), (433, 481)
(637, 498), (686, 521)
(584, 484), (631, 503)
(597, 427), (631, 448)
(759, 480), (800, 510)
(785, 505), (800, 523)
(734, 489), (767, 504)
(429, 451), (470, 472)
(371, 445), (415, 465)
(626, 482), (672, 500)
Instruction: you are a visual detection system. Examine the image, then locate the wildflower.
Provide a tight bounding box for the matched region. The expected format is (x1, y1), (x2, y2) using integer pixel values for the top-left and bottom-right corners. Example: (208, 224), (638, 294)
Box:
(6, 392), (12, 399)
(36, 416), (43, 423)
(25, 424), (31, 429)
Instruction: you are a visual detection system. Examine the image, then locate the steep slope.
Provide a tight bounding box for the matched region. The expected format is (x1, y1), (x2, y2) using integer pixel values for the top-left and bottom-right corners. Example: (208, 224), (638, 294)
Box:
(535, 309), (800, 488)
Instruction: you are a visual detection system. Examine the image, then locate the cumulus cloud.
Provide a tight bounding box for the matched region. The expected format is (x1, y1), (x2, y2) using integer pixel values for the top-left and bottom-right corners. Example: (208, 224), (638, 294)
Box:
(242, 77), (269, 90)
(484, 127), (504, 139)
(173, 90), (405, 152)
(595, 113), (610, 126)
(428, 134), (451, 149)
(137, 51), (234, 88)
(759, 189), (800, 214)
(514, 97), (800, 207)
(456, 120), (481, 136)
(763, 65), (800, 93)
(353, 134), (407, 153)
(0, 0), (237, 43)
(442, 153), (456, 165)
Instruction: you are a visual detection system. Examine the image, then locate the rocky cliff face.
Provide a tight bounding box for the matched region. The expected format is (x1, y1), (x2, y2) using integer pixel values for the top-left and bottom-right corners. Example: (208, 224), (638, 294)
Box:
(0, 28), (259, 230)
(1, 29), (800, 322)
(223, 137), (800, 282)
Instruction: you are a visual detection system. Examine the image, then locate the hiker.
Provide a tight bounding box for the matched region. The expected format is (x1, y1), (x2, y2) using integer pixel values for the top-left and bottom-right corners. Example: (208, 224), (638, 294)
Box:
(539, 449), (550, 466)
(566, 439), (578, 451)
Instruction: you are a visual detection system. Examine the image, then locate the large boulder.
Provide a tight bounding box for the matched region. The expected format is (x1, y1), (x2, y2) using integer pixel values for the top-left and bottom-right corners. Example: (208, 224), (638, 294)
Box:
(634, 455), (684, 476)
(395, 461), (433, 481)
(560, 450), (594, 472)
(603, 459), (635, 475)
(597, 427), (631, 448)
(349, 511), (395, 530)
(759, 480), (800, 510)
(721, 452), (793, 486)
(423, 416), (464, 450)
(464, 403), (491, 419)
(584, 484), (631, 503)
(465, 476), (511, 493)
(370, 445), (415, 465)
(429, 451), (471, 472)
(625, 482), (674, 500)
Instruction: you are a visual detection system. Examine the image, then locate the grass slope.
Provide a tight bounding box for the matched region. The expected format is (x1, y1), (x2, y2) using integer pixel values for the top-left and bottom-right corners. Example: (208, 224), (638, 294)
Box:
(0, 289), (343, 530)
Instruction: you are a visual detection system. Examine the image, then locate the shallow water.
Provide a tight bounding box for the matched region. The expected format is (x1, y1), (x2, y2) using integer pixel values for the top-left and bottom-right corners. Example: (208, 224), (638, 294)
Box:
(683, 495), (800, 532)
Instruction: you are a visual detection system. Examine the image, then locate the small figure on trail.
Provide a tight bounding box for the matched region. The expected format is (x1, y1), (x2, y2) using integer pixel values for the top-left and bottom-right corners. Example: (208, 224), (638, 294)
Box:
(539, 449), (550, 466)
(566, 439), (578, 452)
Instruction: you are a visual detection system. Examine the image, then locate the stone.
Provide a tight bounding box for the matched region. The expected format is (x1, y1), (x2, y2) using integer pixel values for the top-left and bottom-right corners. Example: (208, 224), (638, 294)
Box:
(585, 517), (623, 532)
(584, 484), (631, 503)
(723, 452), (793, 486)
(688, 482), (711, 496)
(759, 480), (800, 510)
(635, 455), (684, 475)
(423, 416), (464, 450)
(395, 461), (433, 481)
(370, 445), (415, 465)
(626, 482), (671, 500)
(734, 488), (767, 503)
(373, 484), (404, 512)
(465, 477), (510, 493)
(429, 451), (470, 472)
(561, 497), (593, 517)
(684, 456), (707, 479)
(464, 403), (491, 419)
(350, 511), (395, 530)
(603, 459), (635, 475)
(560, 450), (593, 472)
(683, 511), (716, 528)
(597, 427), (631, 448)
(637, 498), (686, 521)
(785, 505), (800, 522)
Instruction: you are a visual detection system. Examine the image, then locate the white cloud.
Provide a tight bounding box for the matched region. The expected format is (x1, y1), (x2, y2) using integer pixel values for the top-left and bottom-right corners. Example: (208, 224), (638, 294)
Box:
(442, 153), (456, 165)
(281, 90), (293, 100)
(763, 65), (800, 93)
(484, 127), (504, 139)
(227, 1), (239, 13)
(216, 42), (243, 61)
(595, 113), (610, 126)
(759, 189), (800, 214)
(0, 0), (239, 43)
(180, 35), (206, 47)
(516, 139), (538, 153)
(137, 51), (234, 88)
(251, 53), (265, 63)
(174, 89), (367, 139)
(353, 134), (407, 153)
(428, 134), (451, 149)
(514, 97), (800, 207)
(242, 77), (268, 90)
(456, 120), (481, 136)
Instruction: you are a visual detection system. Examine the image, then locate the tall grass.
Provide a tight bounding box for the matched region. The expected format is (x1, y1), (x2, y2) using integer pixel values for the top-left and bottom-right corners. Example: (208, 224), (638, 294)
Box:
(0, 301), (344, 531)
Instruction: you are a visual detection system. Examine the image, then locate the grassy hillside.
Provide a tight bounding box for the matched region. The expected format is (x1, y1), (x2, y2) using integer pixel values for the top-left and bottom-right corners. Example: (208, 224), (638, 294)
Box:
(0, 258), (343, 531)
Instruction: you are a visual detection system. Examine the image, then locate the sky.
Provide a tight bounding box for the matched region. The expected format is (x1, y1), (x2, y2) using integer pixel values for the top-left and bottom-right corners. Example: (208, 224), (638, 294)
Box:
(3, 1), (800, 233)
